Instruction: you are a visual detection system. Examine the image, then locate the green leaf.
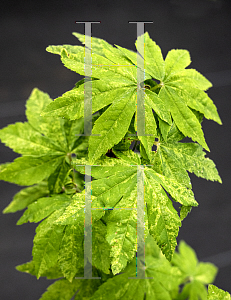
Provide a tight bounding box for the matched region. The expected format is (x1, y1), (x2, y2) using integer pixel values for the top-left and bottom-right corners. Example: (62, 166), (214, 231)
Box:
(164, 49), (191, 79)
(145, 176), (182, 261)
(17, 194), (71, 225)
(46, 44), (83, 55)
(144, 233), (162, 258)
(60, 48), (136, 85)
(149, 139), (222, 190)
(183, 87), (222, 125)
(168, 68), (212, 91)
(84, 160), (197, 264)
(26, 88), (70, 150)
(180, 205), (192, 221)
(73, 31), (114, 58)
(136, 32), (165, 81)
(63, 117), (86, 152)
(3, 181), (49, 213)
(172, 241), (218, 284)
(91, 220), (111, 274)
(39, 279), (80, 300)
(145, 168), (198, 207)
(178, 281), (207, 300)
(58, 224), (84, 282)
(39, 274), (101, 300)
(48, 159), (70, 193)
(167, 120), (185, 142)
(172, 241), (199, 275)
(207, 284), (231, 299)
(134, 101), (156, 161)
(32, 210), (66, 278)
(151, 141), (192, 188)
(74, 278), (102, 300)
(16, 260), (63, 279)
(91, 165), (137, 208)
(0, 122), (64, 155)
(88, 88), (136, 163)
(90, 255), (182, 300)
(195, 262), (218, 284)
(112, 149), (141, 165)
(41, 80), (124, 120)
(54, 193), (104, 225)
(158, 118), (171, 142)
(159, 86), (209, 151)
(0, 155), (64, 185)
(105, 190), (138, 274)
(165, 83), (221, 125)
(172, 142), (222, 183)
(172, 242), (218, 299)
(145, 90), (172, 124)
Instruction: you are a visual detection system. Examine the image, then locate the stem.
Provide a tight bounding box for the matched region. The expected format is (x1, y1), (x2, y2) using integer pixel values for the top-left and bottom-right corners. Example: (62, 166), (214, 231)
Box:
(150, 83), (163, 92)
(131, 140), (138, 151)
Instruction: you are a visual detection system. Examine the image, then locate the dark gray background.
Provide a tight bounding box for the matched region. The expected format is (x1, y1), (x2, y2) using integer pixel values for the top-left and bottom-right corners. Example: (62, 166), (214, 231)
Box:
(0, 0), (230, 298)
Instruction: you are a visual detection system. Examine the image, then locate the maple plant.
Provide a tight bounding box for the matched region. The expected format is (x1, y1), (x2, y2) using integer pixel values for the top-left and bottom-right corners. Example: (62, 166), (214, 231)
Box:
(1, 32), (230, 299)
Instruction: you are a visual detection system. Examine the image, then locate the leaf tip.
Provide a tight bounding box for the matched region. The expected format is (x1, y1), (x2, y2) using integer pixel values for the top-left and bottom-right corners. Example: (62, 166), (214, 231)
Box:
(2, 207), (9, 214)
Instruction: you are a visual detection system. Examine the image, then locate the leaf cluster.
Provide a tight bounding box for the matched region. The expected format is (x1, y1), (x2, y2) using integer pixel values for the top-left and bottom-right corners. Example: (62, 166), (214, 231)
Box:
(0, 31), (226, 299)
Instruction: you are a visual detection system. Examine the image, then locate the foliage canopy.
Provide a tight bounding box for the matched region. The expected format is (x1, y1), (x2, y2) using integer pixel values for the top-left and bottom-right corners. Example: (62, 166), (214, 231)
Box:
(1, 31), (229, 299)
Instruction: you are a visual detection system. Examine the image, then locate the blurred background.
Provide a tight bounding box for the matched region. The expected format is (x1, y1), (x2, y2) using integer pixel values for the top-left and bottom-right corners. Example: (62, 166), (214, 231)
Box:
(0, 0), (230, 298)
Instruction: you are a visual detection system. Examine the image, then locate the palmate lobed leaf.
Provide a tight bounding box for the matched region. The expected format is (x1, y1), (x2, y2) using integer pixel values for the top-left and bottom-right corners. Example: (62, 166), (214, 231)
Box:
(60, 48), (138, 85)
(43, 30), (221, 162)
(159, 86), (210, 151)
(73, 152), (198, 271)
(19, 191), (109, 281)
(121, 32), (220, 151)
(90, 254), (182, 300)
(178, 281), (208, 300)
(165, 75), (221, 124)
(0, 88), (88, 188)
(172, 241), (218, 284)
(150, 139), (222, 187)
